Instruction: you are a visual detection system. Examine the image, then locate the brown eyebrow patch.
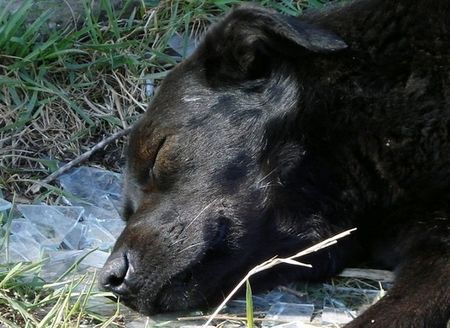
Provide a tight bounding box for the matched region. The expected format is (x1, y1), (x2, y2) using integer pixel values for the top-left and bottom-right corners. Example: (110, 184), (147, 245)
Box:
(152, 135), (181, 185)
(136, 132), (167, 163)
(127, 125), (168, 188)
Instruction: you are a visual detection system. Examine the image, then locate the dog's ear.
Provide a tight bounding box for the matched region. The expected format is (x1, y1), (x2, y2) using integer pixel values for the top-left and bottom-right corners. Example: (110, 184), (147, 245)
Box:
(201, 5), (347, 81)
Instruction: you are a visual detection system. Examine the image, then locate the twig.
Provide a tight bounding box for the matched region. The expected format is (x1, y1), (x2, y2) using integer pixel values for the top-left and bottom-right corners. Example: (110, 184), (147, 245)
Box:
(179, 313), (321, 327)
(202, 228), (357, 327)
(29, 127), (132, 194)
(278, 286), (307, 299)
(178, 314), (272, 322)
(338, 268), (395, 283)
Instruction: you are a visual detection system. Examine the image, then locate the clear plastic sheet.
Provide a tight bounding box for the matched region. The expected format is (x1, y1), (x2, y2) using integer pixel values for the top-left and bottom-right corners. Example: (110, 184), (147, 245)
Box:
(1, 167), (124, 269)
(0, 198), (12, 211)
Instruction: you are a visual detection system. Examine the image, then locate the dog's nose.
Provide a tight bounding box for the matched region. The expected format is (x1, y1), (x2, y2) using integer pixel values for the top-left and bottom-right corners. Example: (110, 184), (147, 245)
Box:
(99, 252), (133, 297)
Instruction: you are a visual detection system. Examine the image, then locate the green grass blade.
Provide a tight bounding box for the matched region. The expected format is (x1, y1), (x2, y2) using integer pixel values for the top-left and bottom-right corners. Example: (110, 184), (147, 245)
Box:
(98, 297), (121, 328)
(0, 76), (22, 87)
(0, 314), (21, 328)
(53, 248), (99, 283)
(13, 9), (54, 57)
(82, 0), (101, 45)
(246, 279), (254, 328)
(100, 0), (120, 39)
(19, 34), (60, 64)
(0, 0), (33, 49)
(0, 293), (39, 325)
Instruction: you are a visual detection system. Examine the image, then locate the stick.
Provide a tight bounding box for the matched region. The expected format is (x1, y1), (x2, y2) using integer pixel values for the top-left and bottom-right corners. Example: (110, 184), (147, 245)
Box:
(178, 314), (273, 322)
(178, 314), (320, 327)
(338, 268), (395, 283)
(29, 127), (132, 194)
(278, 286), (307, 299)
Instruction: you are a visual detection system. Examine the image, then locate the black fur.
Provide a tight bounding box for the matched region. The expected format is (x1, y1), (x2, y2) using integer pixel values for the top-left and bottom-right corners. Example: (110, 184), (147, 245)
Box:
(100, 1), (450, 327)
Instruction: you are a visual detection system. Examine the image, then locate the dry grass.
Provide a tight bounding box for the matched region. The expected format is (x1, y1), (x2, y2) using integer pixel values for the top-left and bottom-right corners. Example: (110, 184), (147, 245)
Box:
(0, 0), (215, 203)
(0, 0), (327, 203)
(203, 229), (357, 327)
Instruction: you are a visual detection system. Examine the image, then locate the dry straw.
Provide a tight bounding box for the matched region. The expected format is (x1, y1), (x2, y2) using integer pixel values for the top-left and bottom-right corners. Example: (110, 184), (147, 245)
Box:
(202, 228), (357, 327)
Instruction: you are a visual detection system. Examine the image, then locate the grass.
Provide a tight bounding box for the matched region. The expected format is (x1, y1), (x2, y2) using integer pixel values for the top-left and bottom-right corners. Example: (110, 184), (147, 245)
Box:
(0, 0), (344, 327)
(246, 280), (254, 328)
(0, 0), (210, 201)
(0, 0), (335, 201)
(0, 261), (122, 327)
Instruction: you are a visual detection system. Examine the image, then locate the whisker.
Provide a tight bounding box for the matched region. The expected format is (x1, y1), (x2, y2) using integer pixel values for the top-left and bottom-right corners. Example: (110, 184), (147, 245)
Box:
(257, 168), (278, 184)
(258, 183), (282, 189)
(178, 241), (207, 254)
(170, 200), (216, 247)
(183, 200), (216, 232)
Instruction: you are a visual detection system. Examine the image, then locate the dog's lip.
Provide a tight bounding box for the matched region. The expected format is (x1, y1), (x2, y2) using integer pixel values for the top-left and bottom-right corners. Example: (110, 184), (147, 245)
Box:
(111, 260), (198, 314)
(151, 253), (242, 312)
(152, 267), (195, 311)
(118, 236), (248, 313)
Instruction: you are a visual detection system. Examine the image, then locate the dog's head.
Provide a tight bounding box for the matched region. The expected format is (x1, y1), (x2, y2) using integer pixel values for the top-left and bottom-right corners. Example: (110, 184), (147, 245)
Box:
(100, 5), (346, 314)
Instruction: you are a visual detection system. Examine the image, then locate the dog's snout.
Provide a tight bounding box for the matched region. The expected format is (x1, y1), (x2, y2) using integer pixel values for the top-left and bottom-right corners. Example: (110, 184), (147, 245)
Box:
(100, 252), (133, 297)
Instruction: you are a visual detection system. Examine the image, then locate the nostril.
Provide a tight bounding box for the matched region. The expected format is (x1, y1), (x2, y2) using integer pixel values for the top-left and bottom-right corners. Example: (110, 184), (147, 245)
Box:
(108, 273), (125, 287)
(100, 252), (132, 296)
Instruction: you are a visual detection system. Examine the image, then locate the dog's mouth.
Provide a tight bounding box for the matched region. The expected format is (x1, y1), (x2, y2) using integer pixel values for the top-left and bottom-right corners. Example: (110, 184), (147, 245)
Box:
(108, 215), (265, 315)
(120, 245), (251, 314)
(153, 269), (206, 312)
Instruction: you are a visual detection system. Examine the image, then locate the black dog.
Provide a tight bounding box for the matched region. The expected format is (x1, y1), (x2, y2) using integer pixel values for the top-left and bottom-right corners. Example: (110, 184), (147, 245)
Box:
(100, 1), (450, 327)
